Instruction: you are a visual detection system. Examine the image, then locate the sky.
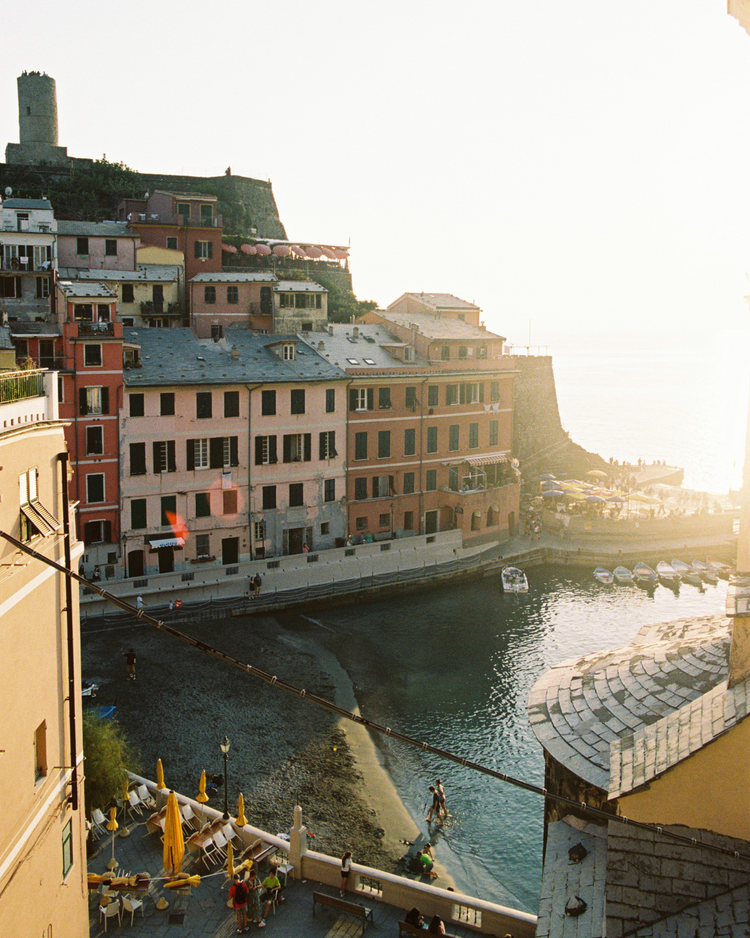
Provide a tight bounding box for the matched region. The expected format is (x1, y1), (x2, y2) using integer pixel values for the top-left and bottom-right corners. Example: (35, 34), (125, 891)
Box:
(3, 0), (750, 347)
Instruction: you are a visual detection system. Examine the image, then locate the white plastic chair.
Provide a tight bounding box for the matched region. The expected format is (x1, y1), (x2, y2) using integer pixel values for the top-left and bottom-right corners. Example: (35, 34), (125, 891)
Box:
(99, 900), (121, 932)
(91, 808), (107, 837)
(122, 895), (144, 924)
(200, 836), (219, 869)
(128, 790), (143, 816)
(136, 784), (156, 810)
(212, 829), (229, 860)
(180, 803), (200, 831)
(221, 822), (242, 850)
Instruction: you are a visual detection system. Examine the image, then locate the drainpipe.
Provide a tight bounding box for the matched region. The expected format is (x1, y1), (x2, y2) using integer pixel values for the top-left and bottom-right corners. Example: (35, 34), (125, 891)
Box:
(345, 378), (353, 538)
(417, 376), (428, 535)
(246, 383), (262, 561)
(58, 451), (79, 811)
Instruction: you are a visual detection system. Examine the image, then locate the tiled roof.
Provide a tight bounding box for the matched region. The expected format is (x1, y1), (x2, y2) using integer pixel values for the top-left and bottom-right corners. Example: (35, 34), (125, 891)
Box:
(609, 676), (750, 798)
(123, 327), (348, 387)
(9, 322), (61, 337)
(300, 324), (428, 370)
(527, 615), (730, 790)
(58, 281), (117, 298)
(375, 309), (503, 341)
(58, 266), (180, 282)
(275, 280), (326, 292)
(57, 220), (136, 238)
(391, 292), (481, 311)
(2, 198), (53, 210)
(189, 272), (276, 283)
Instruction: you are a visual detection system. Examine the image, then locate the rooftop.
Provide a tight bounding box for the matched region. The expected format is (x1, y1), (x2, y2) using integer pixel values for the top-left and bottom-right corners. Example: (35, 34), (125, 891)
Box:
(57, 220), (136, 238)
(58, 265), (181, 282)
(390, 293), (481, 311)
(2, 198), (53, 211)
(375, 309), (503, 342)
(9, 322), (61, 337)
(123, 327), (348, 387)
(299, 324), (429, 370)
(274, 280), (326, 292)
(59, 281), (117, 299)
(190, 271), (276, 283)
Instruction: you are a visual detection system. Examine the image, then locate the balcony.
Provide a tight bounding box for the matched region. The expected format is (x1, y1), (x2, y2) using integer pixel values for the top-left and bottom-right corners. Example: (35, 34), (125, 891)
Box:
(139, 301), (182, 317)
(0, 369), (45, 404)
(77, 320), (115, 337)
(130, 212), (222, 228)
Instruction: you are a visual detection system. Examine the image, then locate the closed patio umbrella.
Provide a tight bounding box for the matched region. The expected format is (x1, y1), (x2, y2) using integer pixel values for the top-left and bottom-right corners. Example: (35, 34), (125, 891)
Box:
(226, 841), (234, 877)
(163, 791), (185, 875)
(107, 806), (119, 870)
(156, 759), (166, 790)
(163, 874), (201, 889)
(236, 793), (247, 827)
(197, 771), (209, 804)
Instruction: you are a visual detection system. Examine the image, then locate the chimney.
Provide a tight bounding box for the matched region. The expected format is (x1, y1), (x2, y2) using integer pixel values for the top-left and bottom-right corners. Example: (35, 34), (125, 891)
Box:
(328, 324), (334, 336)
(353, 326), (359, 338)
(230, 346), (240, 360)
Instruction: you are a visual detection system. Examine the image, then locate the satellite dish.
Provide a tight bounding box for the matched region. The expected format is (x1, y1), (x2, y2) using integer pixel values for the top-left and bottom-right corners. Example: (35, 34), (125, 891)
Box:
(4, 187), (12, 198)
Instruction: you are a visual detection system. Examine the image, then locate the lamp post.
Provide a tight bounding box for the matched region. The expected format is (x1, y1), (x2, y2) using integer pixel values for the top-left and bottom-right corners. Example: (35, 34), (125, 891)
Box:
(220, 736), (230, 820)
(390, 502), (395, 539)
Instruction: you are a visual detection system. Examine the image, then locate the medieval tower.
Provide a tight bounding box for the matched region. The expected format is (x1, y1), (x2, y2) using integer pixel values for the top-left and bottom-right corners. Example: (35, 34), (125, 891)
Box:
(5, 71), (69, 165)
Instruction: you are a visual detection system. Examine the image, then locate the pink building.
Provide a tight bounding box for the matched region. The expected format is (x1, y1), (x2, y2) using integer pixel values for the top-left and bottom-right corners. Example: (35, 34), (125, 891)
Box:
(57, 220), (139, 271)
(189, 272), (276, 337)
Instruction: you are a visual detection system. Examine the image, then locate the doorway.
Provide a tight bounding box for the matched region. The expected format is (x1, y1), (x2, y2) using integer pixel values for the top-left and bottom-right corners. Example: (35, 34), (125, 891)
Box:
(158, 547), (174, 573)
(127, 550), (144, 578)
(424, 510), (439, 535)
(288, 527), (305, 555)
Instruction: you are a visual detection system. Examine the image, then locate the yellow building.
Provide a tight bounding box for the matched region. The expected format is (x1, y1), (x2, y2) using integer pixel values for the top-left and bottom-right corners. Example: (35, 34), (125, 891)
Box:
(0, 368), (88, 937)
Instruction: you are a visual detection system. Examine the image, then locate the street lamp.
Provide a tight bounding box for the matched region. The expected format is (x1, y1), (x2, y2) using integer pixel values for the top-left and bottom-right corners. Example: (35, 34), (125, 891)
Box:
(220, 736), (230, 820)
(390, 502), (395, 539)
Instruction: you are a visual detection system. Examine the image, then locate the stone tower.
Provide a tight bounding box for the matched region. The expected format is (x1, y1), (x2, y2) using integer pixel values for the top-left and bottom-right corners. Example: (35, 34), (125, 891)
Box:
(5, 71), (69, 165)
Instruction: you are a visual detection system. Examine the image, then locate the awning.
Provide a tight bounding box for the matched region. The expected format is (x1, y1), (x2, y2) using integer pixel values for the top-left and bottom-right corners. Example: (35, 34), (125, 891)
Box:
(221, 243), (237, 254)
(21, 501), (61, 537)
(272, 244), (290, 257)
(319, 247), (337, 260)
(466, 453), (509, 467)
(305, 246), (323, 259)
(149, 537), (185, 550)
(290, 245), (306, 258)
(255, 244), (272, 257)
(241, 244), (257, 255)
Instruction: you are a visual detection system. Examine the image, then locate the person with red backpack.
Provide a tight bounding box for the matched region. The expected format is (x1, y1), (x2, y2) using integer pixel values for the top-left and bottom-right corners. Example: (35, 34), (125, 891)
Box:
(229, 873), (249, 934)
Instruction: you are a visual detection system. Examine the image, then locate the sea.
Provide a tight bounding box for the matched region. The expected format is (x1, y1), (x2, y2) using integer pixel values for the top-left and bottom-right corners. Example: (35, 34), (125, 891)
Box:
(310, 331), (747, 914)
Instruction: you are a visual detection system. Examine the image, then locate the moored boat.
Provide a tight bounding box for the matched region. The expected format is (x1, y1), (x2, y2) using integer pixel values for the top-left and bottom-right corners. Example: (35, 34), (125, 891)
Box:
(633, 562), (658, 588)
(671, 559), (703, 587)
(501, 566), (529, 593)
(593, 566), (614, 585)
(707, 560), (733, 580)
(656, 561), (681, 591)
(613, 565), (633, 585)
(691, 559), (718, 585)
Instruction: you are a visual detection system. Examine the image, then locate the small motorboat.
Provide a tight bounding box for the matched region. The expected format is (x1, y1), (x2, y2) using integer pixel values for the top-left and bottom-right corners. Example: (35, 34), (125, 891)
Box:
(593, 567), (614, 585)
(501, 566), (529, 593)
(691, 560), (718, 585)
(707, 560), (733, 581)
(633, 562), (658, 588)
(671, 559), (703, 588)
(613, 565), (633, 585)
(656, 561), (681, 591)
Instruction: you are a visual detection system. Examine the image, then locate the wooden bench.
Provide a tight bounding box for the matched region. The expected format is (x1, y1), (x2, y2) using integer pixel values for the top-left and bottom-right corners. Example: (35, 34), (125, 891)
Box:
(313, 891), (374, 934)
(399, 920), (459, 938)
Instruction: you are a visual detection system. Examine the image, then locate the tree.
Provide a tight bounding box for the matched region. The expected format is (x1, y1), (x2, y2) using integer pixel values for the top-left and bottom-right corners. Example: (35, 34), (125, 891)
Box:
(82, 713), (140, 814)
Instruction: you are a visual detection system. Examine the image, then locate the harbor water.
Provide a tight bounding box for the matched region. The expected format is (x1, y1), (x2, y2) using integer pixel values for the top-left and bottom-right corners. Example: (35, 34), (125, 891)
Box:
(313, 570), (730, 912)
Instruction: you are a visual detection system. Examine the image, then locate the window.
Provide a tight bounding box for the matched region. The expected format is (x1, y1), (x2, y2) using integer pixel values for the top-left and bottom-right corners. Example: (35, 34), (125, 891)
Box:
(449, 424), (459, 452)
(35, 276), (50, 299)
(378, 387), (391, 409)
(161, 495), (176, 526)
(448, 467), (460, 491)
(460, 382), (483, 404)
(87, 474), (105, 503)
(86, 426), (103, 455)
(404, 428), (416, 456)
(105, 239), (117, 256)
(260, 286), (272, 314)
(379, 513), (390, 527)
(441, 346), (450, 360)
(224, 390), (239, 418)
(427, 385), (438, 407)
(319, 431), (336, 460)
(211, 324), (224, 340)
(404, 511), (414, 530)
(290, 389), (305, 414)
(1, 276), (21, 299)
(469, 423), (479, 449)
(160, 392), (175, 416)
(378, 431), (391, 459)
(349, 387), (374, 411)
(354, 432), (368, 460)
(403, 472), (415, 494)
(324, 479), (335, 502)
(82, 520), (110, 545)
(129, 393), (144, 417)
(425, 469), (437, 491)
(261, 390), (276, 415)
(178, 202), (190, 217)
(200, 204), (213, 222)
(253, 521), (265, 542)
(194, 241), (213, 259)
(282, 433), (311, 462)
(458, 346), (468, 360)
(122, 283), (134, 303)
(130, 443), (146, 475)
(208, 436), (238, 468)
(490, 381), (500, 402)
(282, 343), (296, 361)
(446, 384), (458, 405)
(196, 533), (210, 557)
(153, 440), (176, 473)
(262, 486), (276, 509)
(354, 478), (368, 500)
(227, 286), (238, 304)
(195, 492), (211, 517)
(223, 489), (238, 514)
(76, 237), (89, 256)
(403, 346), (414, 362)
(326, 388), (335, 413)
(321, 521), (330, 534)
(204, 286), (216, 304)
(34, 721), (47, 782)
(289, 483), (304, 507)
(131, 499), (147, 529)
(62, 819), (73, 878)
(426, 426), (438, 454)
(255, 435), (277, 465)
(84, 345), (102, 367)
(372, 475), (393, 498)
(188, 438), (209, 469)
(196, 392), (212, 418)
(356, 516), (368, 531)
(121, 317), (134, 327)
(405, 386), (417, 410)
(166, 236), (178, 250)
(478, 346), (488, 359)
(489, 420), (499, 446)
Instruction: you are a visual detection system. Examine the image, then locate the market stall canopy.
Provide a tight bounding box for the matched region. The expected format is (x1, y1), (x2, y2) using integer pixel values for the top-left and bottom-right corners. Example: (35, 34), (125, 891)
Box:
(333, 248), (349, 260)
(241, 244), (257, 255)
(320, 247), (337, 259)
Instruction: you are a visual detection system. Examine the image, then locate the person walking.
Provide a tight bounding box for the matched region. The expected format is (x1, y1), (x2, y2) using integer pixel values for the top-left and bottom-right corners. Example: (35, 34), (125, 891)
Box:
(246, 868), (265, 928)
(435, 778), (448, 818)
(229, 873), (249, 934)
(122, 648), (136, 681)
(340, 850), (353, 896)
(136, 594), (146, 611)
(426, 786), (443, 824)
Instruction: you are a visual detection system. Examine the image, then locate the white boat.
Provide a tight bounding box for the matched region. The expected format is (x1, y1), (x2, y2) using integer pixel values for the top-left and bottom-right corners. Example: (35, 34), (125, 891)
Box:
(613, 565), (633, 584)
(633, 562), (658, 588)
(692, 560), (718, 585)
(593, 566), (614, 585)
(671, 559), (703, 587)
(501, 566), (529, 593)
(707, 560), (733, 580)
(656, 561), (680, 591)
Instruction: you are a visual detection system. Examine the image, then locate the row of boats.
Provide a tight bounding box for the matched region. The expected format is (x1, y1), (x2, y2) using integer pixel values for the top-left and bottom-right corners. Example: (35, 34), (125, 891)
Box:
(593, 559), (732, 589)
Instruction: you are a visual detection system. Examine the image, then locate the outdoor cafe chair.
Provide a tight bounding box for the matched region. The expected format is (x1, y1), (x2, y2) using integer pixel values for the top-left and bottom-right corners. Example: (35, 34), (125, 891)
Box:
(128, 790), (144, 816)
(212, 829), (229, 860)
(180, 803), (201, 831)
(136, 784), (156, 811)
(91, 808), (107, 837)
(122, 895), (144, 924)
(221, 822), (242, 850)
(200, 835), (220, 869)
(99, 898), (122, 932)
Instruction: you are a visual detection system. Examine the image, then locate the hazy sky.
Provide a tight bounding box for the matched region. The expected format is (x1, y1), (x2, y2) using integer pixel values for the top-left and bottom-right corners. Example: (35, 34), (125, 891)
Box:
(4, 0), (750, 345)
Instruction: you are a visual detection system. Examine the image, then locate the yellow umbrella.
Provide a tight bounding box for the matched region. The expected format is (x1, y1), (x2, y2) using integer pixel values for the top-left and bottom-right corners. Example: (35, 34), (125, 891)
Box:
(106, 806), (119, 870)
(197, 770), (209, 804)
(163, 874), (201, 889)
(586, 469), (609, 479)
(162, 791), (185, 875)
(122, 779), (130, 802)
(156, 759), (166, 790)
(236, 793), (247, 827)
(226, 841), (234, 877)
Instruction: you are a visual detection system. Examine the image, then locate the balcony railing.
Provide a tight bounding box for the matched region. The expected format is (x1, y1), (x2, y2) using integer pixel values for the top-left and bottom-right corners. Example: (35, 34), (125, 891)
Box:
(139, 301), (182, 317)
(78, 321), (115, 336)
(0, 369), (45, 404)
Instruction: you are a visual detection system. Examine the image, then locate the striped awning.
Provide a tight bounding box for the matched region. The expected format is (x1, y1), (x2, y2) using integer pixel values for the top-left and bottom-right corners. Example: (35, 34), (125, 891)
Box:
(466, 453), (509, 467)
(149, 537), (185, 550)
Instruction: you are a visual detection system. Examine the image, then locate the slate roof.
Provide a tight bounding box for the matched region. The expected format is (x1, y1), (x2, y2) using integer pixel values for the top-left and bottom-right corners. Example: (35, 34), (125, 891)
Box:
(0, 326), (13, 350)
(527, 615), (730, 790)
(58, 281), (117, 298)
(57, 220), (136, 238)
(376, 308), (503, 341)
(390, 292), (481, 311)
(2, 198), (53, 211)
(9, 322), (61, 337)
(299, 324), (429, 370)
(189, 272), (276, 283)
(123, 327), (348, 387)
(58, 266), (180, 282)
(275, 280), (326, 292)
